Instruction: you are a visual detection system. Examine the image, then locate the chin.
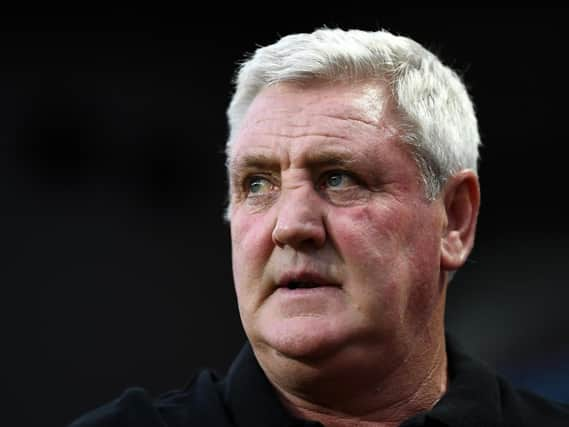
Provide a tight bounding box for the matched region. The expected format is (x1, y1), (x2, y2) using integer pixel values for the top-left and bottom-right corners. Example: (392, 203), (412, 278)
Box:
(257, 316), (351, 361)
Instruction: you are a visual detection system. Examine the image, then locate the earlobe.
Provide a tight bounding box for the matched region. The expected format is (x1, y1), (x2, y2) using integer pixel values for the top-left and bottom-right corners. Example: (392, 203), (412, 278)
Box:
(440, 170), (480, 271)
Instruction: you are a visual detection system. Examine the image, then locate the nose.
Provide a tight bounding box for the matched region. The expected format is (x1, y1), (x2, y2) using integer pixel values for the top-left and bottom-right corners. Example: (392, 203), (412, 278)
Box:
(272, 186), (326, 250)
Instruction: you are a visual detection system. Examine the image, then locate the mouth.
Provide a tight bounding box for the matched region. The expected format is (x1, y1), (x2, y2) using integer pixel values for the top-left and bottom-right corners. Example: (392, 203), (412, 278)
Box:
(284, 281), (324, 290)
(277, 272), (341, 291)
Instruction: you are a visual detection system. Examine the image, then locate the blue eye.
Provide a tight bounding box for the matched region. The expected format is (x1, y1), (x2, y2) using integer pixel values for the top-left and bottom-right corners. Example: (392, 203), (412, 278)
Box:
(325, 172), (355, 189)
(248, 176), (272, 194)
(327, 173), (346, 187)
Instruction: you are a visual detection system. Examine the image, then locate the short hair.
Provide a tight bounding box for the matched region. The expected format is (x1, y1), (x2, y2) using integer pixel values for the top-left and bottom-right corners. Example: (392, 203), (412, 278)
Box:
(225, 27), (480, 205)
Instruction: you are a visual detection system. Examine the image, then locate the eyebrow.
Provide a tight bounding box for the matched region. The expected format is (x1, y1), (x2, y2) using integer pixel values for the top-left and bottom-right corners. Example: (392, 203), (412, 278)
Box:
(228, 153), (280, 174)
(229, 149), (359, 175)
(305, 150), (358, 168)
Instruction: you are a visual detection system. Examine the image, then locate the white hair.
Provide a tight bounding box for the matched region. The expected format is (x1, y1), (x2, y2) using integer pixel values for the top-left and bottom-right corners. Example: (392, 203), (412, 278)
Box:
(226, 27), (480, 200)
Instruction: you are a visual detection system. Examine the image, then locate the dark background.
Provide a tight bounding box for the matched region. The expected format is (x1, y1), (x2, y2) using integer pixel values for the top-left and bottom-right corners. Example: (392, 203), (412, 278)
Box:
(2, 9), (569, 427)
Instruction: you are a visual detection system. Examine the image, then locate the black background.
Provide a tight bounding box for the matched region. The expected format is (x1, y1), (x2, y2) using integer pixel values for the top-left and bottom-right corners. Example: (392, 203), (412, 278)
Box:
(2, 9), (569, 427)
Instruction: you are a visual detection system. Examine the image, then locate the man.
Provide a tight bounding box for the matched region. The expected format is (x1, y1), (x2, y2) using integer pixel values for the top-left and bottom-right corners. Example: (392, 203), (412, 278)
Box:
(69, 28), (569, 426)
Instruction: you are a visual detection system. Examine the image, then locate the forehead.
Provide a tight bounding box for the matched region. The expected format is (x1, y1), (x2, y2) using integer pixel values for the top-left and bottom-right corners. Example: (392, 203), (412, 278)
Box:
(241, 80), (388, 130)
(229, 80), (402, 167)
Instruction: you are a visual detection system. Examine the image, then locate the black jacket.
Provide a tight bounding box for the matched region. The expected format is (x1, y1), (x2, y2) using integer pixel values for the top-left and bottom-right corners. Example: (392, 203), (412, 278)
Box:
(68, 337), (569, 426)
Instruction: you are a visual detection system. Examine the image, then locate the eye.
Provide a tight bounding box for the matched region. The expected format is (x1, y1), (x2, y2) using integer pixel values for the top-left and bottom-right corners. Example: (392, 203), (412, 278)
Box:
(247, 176), (274, 195)
(322, 171), (355, 189)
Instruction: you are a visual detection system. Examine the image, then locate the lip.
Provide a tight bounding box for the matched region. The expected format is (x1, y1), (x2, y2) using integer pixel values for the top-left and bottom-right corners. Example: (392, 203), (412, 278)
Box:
(276, 271), (341, 290)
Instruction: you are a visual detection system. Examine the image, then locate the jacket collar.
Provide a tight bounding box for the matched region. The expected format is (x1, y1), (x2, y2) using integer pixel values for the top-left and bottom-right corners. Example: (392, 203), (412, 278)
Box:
(222, 335), (503, 427)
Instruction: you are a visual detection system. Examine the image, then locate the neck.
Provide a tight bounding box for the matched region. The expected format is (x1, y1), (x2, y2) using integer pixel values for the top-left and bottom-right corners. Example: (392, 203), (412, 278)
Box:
(262, 330), (448, 427)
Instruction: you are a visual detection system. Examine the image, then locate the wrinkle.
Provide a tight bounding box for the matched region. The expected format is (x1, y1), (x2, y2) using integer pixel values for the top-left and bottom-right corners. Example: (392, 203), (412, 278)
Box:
(319, 112), (381, 130)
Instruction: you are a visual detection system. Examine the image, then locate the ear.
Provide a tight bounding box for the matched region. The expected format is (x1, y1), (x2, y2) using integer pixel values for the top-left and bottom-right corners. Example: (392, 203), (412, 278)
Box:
(440, 170), (480, 271)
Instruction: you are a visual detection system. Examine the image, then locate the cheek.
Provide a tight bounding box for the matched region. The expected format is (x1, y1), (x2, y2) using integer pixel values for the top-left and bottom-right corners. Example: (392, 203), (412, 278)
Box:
(230, 212), (275, 283)
(331, 204), (403, 270)
(329, 203), (442, 305)
(334, 201), (441, 261)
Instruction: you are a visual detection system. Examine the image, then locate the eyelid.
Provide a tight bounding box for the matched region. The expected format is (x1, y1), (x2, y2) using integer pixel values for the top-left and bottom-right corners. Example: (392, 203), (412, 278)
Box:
(245, 173), (276, 184)
(320, 169), (358, 185)
(244, 173), (278, 194)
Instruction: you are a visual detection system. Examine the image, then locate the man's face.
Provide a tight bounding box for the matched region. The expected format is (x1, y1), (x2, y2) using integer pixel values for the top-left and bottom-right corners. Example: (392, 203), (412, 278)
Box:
(228, 81), (448, 364)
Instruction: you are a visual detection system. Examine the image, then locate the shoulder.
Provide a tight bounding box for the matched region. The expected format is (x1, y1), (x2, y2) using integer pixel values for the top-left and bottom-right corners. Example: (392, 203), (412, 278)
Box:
(443, 335), (569, 426)
(68, 387), (161, 427)
(68, 370), (232, 427)
(496, 376), (569, 426)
